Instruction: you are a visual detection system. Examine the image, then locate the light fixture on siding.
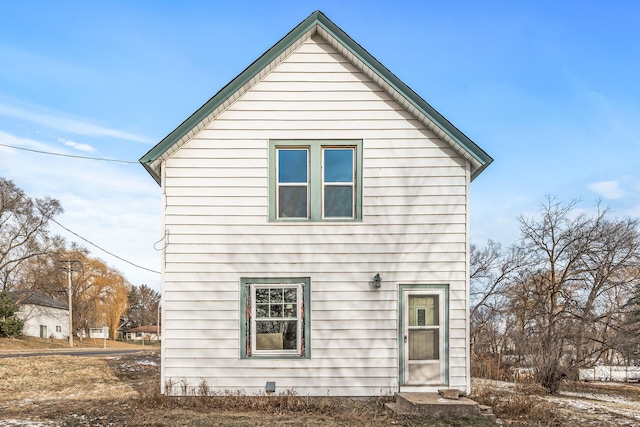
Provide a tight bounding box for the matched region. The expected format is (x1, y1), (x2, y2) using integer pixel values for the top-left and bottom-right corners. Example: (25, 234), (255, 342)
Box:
(373, 273), (381, 288)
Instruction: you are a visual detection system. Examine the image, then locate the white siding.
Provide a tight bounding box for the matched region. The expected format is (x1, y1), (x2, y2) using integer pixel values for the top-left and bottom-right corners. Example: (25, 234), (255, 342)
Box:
(18, 304), (69, 340)
(161, 35), (469, 396)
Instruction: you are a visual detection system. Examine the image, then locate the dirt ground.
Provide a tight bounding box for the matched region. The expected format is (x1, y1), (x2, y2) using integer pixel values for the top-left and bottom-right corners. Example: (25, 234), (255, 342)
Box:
(0, 343), (638, 426)
(0, 350), (492, 427)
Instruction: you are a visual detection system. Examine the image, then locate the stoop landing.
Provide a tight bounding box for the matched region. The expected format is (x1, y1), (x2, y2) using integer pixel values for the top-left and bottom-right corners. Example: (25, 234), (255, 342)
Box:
(385, 391), (496, 421)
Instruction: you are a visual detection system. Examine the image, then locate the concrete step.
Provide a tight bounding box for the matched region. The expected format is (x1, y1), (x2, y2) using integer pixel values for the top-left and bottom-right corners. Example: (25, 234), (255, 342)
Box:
(478, 404), (497, 421)
(392, 392), (485, 417)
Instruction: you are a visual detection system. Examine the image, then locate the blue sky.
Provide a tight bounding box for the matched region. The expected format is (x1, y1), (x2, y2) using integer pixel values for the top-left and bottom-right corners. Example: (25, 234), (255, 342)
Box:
(1, 1), (639, 291)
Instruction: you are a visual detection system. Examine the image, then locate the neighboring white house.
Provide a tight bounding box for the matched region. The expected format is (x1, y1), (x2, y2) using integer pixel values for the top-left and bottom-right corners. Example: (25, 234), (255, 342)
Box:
(124, 325), (161, 342)
(11, 292), (70, 340)
(140, 10), (492, 396)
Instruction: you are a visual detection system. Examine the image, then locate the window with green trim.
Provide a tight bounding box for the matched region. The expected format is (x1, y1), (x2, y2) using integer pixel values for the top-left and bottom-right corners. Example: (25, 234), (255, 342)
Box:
(270, 140), (362, 221)
(241, 278), (310, 358)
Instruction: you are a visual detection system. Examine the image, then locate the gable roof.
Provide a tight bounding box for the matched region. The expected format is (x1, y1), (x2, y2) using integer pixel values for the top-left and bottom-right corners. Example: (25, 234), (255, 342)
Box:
(140, 10), (493, 183)
(10, 291), (68, 311)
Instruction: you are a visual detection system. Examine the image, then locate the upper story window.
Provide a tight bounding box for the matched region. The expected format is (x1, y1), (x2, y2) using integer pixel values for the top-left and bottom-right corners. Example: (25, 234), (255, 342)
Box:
(270, 140), (362, 221)
(277, 148), (309, 218)
(323, 148), (355, 218)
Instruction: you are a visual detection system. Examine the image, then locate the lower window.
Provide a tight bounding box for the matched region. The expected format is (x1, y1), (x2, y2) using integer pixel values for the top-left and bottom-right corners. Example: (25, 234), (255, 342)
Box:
(241, 278), (310, 358)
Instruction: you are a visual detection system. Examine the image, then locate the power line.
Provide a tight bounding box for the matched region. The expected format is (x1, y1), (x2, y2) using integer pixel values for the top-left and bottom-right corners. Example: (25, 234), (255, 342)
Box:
(0, 142), (138, 164)
(51, 217), (161, 274)
(0, 176), (160, 275)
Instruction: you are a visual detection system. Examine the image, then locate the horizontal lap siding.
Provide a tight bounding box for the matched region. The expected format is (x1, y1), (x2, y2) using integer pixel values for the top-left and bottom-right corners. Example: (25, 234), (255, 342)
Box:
(162, 36), (468, 395)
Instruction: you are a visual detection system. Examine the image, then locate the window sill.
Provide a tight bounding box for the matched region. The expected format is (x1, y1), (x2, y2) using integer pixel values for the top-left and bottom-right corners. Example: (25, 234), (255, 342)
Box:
(242, 354), (310, 360)
(269, 218), (363, 223)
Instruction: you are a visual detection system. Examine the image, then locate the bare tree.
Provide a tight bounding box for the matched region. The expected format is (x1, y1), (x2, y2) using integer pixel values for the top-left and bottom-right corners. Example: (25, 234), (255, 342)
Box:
(570, 217), (640, 364)
(470, 240), (524, 354)
(616, 284), (640, 364)
(512, 197), (640, 392)
(0, 178), (63, 291)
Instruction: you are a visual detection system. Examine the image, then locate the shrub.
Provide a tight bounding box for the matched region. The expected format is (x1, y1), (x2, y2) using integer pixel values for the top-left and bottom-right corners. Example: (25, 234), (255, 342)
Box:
(0, 291), (24, 338)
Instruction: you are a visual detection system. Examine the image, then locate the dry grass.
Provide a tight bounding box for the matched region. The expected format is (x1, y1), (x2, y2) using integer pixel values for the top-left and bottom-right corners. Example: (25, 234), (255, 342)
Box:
(0, 335), (154, 351)
(0, 351), (495, 427)
(472, 379), (563, 425)
(0, 355), (138, 401)
(15, 338), (639, 426)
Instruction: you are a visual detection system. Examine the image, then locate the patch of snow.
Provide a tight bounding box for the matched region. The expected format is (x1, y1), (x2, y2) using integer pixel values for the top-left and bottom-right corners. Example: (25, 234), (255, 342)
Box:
(3, 420), (55, 426)
(545, 392), (640, 426)
(559, 390), (633, 405)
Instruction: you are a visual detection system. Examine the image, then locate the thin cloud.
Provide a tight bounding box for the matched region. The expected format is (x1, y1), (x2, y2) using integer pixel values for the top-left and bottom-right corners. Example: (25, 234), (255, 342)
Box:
(0, 102), (153, 144)
(587, 180), (626, 200)
(0, 129), (54, 151)
(63, 140), (96, 153)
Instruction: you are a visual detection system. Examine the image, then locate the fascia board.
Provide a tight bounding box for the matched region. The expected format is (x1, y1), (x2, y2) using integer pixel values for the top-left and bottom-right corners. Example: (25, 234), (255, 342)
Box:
(313, 13), (493, 180)
(139, 11), (325, 183)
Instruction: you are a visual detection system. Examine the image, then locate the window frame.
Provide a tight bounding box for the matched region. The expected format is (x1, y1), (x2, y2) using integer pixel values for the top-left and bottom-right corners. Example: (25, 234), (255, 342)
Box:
(275, 147), (310, 219)
(322, 147), (356, 219)
(269, 140), (362, 222)
(240, 277), (311, 359)
(251, 283), (302, 356)
(398, 285), (449, 386)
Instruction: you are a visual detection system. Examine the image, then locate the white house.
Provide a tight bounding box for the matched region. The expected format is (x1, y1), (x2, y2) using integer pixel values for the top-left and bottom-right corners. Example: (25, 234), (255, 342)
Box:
(124, 325), (161, 342)
(140, 10), (492, 396)
(11, 292), (70, 340)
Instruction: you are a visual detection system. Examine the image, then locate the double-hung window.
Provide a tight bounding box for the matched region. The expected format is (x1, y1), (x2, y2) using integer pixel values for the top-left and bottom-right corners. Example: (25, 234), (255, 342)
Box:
(322, 148), (355, 218)
(270, 140), (362, 221)
(241, 277), (310, 358)
(253, 284), (301, 354)
(276, 148), (309, 218)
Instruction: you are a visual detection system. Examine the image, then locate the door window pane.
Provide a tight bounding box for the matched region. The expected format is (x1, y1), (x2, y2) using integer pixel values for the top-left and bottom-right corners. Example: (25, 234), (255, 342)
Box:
(409, 296), (439, 326)
(408, 294), (440, 360)
(409, 329), (439, 360)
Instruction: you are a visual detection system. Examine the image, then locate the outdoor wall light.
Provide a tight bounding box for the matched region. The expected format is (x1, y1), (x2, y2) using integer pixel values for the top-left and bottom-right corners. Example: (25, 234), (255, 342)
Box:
(373, 273), (381, 288)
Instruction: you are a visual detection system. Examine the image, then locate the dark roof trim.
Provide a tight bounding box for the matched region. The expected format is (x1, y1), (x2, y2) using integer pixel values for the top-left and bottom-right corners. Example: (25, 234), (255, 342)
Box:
(9, 291), (68, 310)
(140, 10), (492, 183)
(139, 11), (322, 184)
(126, 325), (160, 333)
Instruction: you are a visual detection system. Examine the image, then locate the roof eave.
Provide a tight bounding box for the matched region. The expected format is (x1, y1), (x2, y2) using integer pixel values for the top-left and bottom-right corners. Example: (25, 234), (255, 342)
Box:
(139, 11), (327, 184)
(312, 13), (493, 179)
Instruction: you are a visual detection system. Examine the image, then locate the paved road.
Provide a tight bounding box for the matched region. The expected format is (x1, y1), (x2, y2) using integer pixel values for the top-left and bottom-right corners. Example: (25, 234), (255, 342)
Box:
(0, 348), (155, 358)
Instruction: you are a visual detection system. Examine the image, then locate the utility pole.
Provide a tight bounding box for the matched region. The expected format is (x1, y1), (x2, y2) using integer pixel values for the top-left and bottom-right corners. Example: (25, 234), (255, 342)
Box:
(60, 259), (80, 347)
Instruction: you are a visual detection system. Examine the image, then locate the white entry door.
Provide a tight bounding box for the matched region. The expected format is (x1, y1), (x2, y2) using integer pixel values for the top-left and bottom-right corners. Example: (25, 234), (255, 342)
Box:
(402, 289), (445, 385)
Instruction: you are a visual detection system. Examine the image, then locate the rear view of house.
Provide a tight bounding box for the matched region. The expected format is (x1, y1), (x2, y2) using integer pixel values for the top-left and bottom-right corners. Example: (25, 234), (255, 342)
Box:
(140, 11), (492, 396)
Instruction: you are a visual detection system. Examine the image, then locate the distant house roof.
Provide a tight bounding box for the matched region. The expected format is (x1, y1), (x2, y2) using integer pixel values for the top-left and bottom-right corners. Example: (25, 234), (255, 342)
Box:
(140, 10), (493, 184)
(127, 325), (160, 334)
(10, 291), (68, 311)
